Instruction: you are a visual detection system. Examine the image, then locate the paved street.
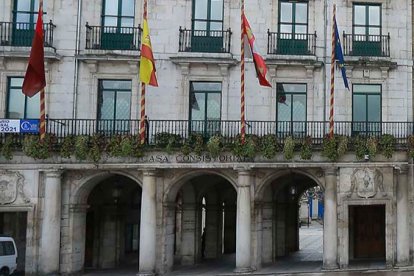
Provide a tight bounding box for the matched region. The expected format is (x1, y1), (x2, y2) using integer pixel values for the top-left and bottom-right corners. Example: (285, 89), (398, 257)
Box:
(82, 223), (414, 275)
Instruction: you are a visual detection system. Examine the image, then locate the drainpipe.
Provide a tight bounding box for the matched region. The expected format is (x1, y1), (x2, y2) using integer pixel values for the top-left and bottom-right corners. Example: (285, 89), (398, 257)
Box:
(72, 0), (82, 119)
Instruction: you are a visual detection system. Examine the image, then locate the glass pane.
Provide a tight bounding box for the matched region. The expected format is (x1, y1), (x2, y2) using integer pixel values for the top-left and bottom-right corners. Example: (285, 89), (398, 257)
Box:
(353, 94), (366, 121)
(295, 25), (307, 35)
(354, 26), (365, 36)
(280, 24), (292, 34)
(368, 27), (380, 36)
(281, 83), (306, 93)
(121, 18), (134, 28)
(367, 95), (380, 122)
(191, 82), (221, 92)
(277, 96), (291, 121)
(115, 91), (131, 120)
(209, 22), (222, 31)
(25, 93), (40, 119)
(369, 6), (380, 25)
(10, 78), (23, 87)
(206, 93), (221, 120)
(194, 21), (207, 31)
(101, 80), (131, 90)
(121, 0), (135, 16)
(104, 17), (117, 27)
(16, 13), (30, 23)
(354, 5), (366, 25)
(99, 91), (116, 120)
(295, 3), (307, 24)
(354, 84), (381, 93)
(210, 0), (223, 21)
(7, 88), (25, 119)
(16, 0), (31, 12)
(191, 93), (206, 120)
(194, 0), (208, 20)
(105, 0), (119, 16)
(280, 2), (293, 23)
(292, 94), (306, 121)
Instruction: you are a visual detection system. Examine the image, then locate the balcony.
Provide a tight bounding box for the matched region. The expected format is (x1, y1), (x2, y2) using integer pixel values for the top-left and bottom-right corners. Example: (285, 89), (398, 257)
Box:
(0, 21), (56, 48)
(85, 24), (142, 51)
(178, 27), (232, 53)
(343, 33), (390, 57)
(267, 31), (316, 56)
(1, 119), (412, 148)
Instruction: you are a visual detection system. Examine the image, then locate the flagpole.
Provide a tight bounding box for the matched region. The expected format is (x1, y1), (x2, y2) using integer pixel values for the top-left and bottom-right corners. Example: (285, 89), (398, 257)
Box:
(329, 4), (336, 139)
(240, 0), (246, 144)
(140, 0), (148, 145)
(39, 0), (46, 141)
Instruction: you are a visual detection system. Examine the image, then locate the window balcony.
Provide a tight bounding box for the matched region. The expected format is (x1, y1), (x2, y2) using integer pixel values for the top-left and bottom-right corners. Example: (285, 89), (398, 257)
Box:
(343, 32), (390, 57)
(178, 27), (232, 53)
(267, 31), (316, 56)
(0, 21), (56, 48)
(85, 23), (142, 51)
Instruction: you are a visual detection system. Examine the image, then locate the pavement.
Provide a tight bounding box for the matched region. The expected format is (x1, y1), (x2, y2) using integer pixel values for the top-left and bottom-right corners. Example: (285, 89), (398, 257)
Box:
(82, 223), (414, 275)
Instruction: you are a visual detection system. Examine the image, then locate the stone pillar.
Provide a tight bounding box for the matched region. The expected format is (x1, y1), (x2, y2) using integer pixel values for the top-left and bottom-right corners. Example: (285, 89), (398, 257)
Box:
(235, 169), (252, 272)
(138, 170), (157, 275)
(396, 166), (409, 266)
(323, 167), (338, 269)
(39, 170), (62, 275)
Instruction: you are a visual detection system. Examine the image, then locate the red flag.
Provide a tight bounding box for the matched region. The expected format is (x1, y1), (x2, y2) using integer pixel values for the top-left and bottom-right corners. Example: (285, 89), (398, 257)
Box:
(242, 14), (271, 87)
(22, 4), (45, 97)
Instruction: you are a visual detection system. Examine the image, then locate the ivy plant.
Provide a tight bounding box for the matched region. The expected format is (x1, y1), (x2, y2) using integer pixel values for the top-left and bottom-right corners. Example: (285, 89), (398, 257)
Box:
(283, 136), (295, 160)
(379, 134), (395, 159)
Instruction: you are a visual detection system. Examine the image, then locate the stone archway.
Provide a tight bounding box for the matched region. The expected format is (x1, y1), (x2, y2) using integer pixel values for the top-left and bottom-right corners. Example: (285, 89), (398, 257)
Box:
(162, 171), (238, 273)
(67, 171), (142, 273)
(254, 169), (325, 271)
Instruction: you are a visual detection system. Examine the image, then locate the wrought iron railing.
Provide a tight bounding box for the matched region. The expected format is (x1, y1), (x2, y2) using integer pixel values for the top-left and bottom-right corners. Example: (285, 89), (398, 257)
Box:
(0, 21), (56, 47)
(85, 23), (142, 50)
(178, 27), (232, 53)
(267, 31), (317, 55)
(343, 32), (390, 57)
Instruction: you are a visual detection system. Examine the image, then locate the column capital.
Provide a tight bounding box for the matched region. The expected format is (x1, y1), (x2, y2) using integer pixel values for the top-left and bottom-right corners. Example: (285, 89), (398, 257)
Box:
(141, 169), (158, 177)
(324, 167), (338, 176)
(395, 165), (409, 175)
(43, 169), (63, 178)
(234, 166), (252, 175)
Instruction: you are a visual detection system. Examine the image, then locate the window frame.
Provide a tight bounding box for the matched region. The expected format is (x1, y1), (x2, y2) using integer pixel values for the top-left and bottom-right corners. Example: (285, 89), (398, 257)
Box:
(97, 79), (132, 122)
(278, 0), (309, 36)
(6, 77), (40, 119)
(101, 0), (135, 29)
(189, 81), (222, 122)
(276, 83), (307, 123)
(352, 84), (382, 123)
(191, 0), (224, 32)
(352, 3), (382, 37)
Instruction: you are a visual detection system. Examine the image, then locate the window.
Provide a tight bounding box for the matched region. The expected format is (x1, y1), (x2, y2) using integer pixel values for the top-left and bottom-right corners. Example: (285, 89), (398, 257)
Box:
(352, 84), (381, 135)
(0, 241), (15, 256)
(12, 0), (46, 46)
(277, 0), (309, 54)
(7, 77), (40, 119)
(97, 80), (132, 133)
(276, 83), (307, 136)
(191, 0), (224, 52)
(101, 0), (135, 49)
(189, 82), (221, 137)
(352, 4), (381, 56)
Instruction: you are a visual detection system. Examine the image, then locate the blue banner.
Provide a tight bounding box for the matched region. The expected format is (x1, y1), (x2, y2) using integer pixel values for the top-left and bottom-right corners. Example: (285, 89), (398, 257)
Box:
(20, 119), (40, 133)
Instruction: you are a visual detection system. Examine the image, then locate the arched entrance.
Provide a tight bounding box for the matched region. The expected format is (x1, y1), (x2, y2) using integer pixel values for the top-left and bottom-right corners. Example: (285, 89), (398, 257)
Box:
(172, 174), (237, 270)
(83, 174), (142, 270)
(258, 172), (324, 271)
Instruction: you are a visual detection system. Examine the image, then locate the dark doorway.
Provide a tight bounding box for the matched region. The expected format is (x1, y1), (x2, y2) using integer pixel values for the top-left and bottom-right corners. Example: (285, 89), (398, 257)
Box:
(349, 205), (385, 260)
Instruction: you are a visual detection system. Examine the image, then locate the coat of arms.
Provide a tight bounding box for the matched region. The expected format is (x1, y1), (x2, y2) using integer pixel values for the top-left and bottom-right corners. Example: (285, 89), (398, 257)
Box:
(0, 171), (26, 205)
(348, 168), (385, 198)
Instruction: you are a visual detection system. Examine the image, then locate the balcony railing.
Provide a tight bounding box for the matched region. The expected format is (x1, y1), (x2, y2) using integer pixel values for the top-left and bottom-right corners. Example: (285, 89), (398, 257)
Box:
(0, 21), (56, 48)
(178, 27), (232, 53)
(343, 32), (390, 57)
(85, 23), (142, 51)
(1, 119), (411, 148)
(267, 31), (316, 55)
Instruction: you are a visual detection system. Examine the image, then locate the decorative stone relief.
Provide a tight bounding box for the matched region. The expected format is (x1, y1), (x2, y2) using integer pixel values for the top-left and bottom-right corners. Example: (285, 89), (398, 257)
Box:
(348, 168), (385, 198)
(0, 171), (29, 205)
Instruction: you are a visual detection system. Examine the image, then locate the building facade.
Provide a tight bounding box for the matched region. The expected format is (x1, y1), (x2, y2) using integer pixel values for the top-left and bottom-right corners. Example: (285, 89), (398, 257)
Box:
(0, 0), (413, 275)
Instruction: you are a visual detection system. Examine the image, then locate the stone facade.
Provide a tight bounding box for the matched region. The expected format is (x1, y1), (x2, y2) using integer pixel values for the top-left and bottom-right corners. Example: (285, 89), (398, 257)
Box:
(0, 0), (413, 275)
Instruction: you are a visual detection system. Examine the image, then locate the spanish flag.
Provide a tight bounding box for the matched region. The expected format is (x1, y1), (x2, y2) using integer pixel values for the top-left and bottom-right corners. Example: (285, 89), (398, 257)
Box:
(139, 19), (158, 86)
(242, 14), (271, 87)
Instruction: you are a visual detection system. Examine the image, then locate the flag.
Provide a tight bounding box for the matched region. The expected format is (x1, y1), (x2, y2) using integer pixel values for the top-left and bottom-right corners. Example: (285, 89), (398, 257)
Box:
(22, 4), (45, 97)
(242, 14), (271, 87)
(333, 15), (349, 90)
(139, 19), (158, 86)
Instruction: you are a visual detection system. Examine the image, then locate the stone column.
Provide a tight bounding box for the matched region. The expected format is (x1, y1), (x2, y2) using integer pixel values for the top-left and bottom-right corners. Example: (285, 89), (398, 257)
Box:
(323, 167), (338, 269)
(396, 166), (409, 266)
(235, 169), (252, 272)
(138, 170), (157, 275)
(39, 170), (62, 275)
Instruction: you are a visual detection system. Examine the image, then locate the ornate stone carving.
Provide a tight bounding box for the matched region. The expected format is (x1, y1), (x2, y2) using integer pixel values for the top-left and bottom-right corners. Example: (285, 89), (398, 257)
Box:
(0, 171), (28, 205)
(348, 168), (385, 198)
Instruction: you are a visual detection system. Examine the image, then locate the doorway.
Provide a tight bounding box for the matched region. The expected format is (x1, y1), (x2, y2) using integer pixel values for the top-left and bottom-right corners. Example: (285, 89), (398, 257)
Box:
(349, 205), (385, 260)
